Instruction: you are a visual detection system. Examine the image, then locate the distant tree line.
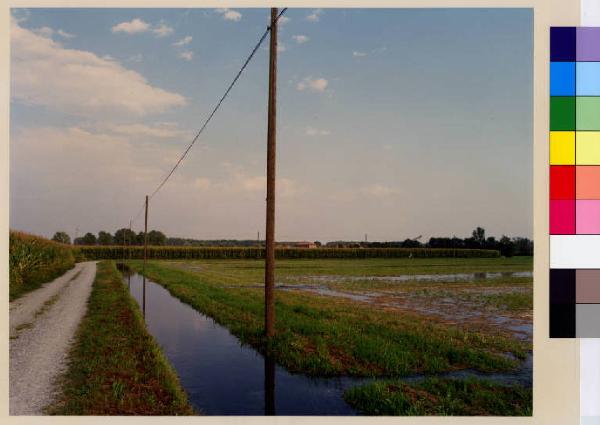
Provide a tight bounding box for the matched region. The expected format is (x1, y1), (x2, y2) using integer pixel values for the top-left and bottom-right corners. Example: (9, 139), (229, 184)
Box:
(51, 226), (533, 256)
(52, 229), (167, 246)
(325, 227), (533, 257)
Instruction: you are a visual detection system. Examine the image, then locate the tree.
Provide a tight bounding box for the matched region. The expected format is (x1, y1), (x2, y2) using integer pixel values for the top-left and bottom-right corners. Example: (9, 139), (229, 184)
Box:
(51, 231), (71, 245)
(114, 228), (137, 246)
(81, 232), (97, 245)
(148, 230), (167, 246)
(136, 231), (145, 245)
(499, 235), (516, 257)
(97, 231), (113, 245)
(472, 227), (486, 246)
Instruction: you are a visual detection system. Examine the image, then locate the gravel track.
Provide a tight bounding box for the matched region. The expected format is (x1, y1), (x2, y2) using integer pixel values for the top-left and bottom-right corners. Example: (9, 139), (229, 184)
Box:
(9, 261), (97, 415)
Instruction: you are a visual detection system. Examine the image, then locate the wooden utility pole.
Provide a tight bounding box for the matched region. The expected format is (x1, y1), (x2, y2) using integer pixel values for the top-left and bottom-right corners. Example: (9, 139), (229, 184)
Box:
(123, 226), (126, 265)
(264, 7), (278, 338)
(128, 220), (132, 262)
(144, 195), (149, 273)
(143, 195), (148, 316)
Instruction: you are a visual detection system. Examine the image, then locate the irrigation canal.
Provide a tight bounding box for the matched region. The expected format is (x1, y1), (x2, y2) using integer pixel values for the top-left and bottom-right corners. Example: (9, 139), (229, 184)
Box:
(119, 267), (532, 415)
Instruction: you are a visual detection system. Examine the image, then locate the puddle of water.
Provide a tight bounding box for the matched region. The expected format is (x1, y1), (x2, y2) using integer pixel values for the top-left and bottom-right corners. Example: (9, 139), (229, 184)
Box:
(122, 271), (364, 415)
(300, 271), (533, 284)
(119, 268), (532, 415)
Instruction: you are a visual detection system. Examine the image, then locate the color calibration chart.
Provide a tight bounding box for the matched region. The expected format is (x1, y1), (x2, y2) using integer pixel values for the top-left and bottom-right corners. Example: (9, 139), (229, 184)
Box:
(550, 27), (600, 338)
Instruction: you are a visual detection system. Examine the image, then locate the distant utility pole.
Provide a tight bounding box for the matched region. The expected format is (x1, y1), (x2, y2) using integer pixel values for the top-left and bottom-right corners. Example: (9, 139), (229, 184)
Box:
(365, 234), (368, 243)
(264, 7), (278, 339)
(257, 231), (260, 248)
(74, 227), (79, 245)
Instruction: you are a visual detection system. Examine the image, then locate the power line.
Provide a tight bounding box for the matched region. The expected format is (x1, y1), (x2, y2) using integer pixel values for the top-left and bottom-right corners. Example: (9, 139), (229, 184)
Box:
(124, 8), (288, 231)
(148, 7), (288, 202)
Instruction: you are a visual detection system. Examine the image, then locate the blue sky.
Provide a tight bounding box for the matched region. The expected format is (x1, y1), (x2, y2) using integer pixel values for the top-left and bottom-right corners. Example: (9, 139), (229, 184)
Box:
(10, 8), (533, 242)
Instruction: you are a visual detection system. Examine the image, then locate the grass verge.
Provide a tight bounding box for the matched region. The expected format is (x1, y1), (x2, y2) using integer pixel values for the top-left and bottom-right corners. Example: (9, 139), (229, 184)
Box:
(47, 261), (194, 415)
(129, 261), (527, 378)
(343, 377), (532, 415)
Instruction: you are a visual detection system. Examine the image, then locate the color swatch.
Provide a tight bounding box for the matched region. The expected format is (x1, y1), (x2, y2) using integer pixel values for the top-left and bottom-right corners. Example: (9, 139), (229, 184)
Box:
(550, 27), (600, 338)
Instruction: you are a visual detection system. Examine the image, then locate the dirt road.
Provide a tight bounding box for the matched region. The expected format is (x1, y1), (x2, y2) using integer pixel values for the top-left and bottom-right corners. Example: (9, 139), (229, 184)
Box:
(9, 261), (96, 415)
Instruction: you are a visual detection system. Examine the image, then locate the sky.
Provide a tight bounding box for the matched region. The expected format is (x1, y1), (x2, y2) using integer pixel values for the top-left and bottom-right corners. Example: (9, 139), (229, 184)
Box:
(9, 8), (533, 242)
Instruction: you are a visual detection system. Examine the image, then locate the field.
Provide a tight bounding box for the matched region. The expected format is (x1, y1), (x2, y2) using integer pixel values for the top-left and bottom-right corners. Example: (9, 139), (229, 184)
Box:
(126, 256), (532, 414)
(9, 231), (76, 301)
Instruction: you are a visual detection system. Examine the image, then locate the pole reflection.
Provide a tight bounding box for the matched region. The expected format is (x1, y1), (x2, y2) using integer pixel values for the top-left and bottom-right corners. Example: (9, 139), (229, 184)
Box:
(264, 356), (276, 415)
(142, 275), (146, 318)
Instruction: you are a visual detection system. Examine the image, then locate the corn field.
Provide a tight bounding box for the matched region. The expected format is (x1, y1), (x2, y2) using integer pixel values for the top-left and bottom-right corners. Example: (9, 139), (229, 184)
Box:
(9, 231), (75, 290)
(78, 246), (500, 260)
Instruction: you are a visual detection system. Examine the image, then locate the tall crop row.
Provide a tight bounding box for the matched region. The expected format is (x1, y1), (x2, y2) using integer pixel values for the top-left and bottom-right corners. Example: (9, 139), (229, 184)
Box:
(9, 231), (76, 299)
(78, 246), (500, 260)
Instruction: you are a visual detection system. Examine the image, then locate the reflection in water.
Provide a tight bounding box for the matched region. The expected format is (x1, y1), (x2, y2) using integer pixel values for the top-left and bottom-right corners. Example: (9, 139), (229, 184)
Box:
(265, 356), (276, 416)
(142, 275), (146, 318)
(121, 270), (363, 415)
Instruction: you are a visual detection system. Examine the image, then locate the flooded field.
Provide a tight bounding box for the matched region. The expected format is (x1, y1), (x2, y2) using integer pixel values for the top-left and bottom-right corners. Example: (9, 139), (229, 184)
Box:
(170, 257), (533, 343)
(118, 257), (532, 415)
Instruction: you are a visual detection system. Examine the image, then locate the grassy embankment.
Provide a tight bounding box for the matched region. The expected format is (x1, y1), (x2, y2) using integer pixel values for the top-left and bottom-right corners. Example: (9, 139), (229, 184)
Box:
(9, 231), (76, 301)
(343, 377), (532, 416)
(127, 259), (529, 378)
(48, 261), (194, 415)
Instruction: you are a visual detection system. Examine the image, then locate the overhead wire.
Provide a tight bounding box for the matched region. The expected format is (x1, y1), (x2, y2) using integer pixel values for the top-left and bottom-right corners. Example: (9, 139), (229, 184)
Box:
(125, 8), (288, 230)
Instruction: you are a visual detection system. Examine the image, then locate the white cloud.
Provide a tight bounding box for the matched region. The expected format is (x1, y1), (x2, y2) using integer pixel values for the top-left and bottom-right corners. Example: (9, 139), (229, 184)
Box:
(292, 35), (309, 44)
(12, 126), (165, 192)
(11, 9), (31, 24)
(34, 26), (54, 37)
(278, 16), (290, 25)
(277, 43), (286, 53)
(352, 51), (367, 57)
(194, 178), (211, 190)
(111, 18), (150, 34)
(11, 20), (186, 118)
(305, 127), (330, 136)
(360, 184), (399, 197)
(306, 9), (323, 22)
(129, 53), (143, 62)
(33, 26), (74, 40)
(242, 176), (266, 192)
(216, 8), (242, 22)
(178, 50), (193, 61)
(153, 22), (174, 37)
(296, 77), (328, 93)
(57, 29), (75, 39)
(372, 46), (388, 54)
(105, 122), (188, 139)
(239, 175), (299, 197)
(172, 36), (192, 47)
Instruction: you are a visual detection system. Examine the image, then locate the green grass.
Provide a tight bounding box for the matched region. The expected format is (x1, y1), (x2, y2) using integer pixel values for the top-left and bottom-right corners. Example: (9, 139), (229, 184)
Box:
(127, 260), (528, 378)
(47, 261), (194, 415)
(166, 257), (532, 285)
(479, 292), (533, 312)
(343, 377), (532, 415)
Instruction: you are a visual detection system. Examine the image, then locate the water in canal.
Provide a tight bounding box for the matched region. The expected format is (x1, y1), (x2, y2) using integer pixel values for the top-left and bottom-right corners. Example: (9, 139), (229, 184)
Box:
(120, 268), (532, 415)
(121, 270), (365, 415)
